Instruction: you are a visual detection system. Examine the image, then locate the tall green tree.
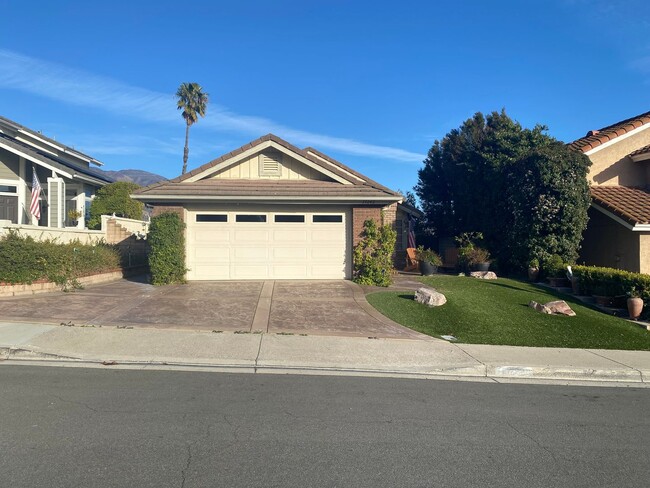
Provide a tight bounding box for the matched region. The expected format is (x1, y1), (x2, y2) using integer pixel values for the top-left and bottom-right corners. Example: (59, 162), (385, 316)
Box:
(416, 110), (591, 271)
(176, 82), (209, 175)
(88, 181), (144, 229)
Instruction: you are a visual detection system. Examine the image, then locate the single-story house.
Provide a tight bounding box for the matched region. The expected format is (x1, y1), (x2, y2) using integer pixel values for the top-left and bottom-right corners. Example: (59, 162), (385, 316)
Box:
(0, 115), (112, 228)
(570, 110), (650, 273)
(133, 134), (420, 280)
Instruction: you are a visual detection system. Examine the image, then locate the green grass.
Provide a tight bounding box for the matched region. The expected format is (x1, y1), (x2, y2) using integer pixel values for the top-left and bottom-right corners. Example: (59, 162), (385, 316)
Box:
(366, 275), (650, 350)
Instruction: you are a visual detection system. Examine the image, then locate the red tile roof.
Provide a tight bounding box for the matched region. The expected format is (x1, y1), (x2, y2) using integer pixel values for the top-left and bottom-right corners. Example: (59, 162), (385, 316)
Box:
(569, 111), (650, 153)
(590, 186), (650, 225)
(628, 144), (650, 158)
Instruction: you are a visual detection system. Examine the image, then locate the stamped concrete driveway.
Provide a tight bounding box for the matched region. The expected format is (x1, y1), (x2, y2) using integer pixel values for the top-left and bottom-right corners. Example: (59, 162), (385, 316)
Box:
(0, 278), (425, 339)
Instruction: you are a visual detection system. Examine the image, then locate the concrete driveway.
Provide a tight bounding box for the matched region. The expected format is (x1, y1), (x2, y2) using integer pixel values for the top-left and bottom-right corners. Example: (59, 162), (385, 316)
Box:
(0, 278), (425, 339)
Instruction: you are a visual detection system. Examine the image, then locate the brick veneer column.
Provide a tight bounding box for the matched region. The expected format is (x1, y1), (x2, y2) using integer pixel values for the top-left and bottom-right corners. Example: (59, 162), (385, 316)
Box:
(151, 205), (186, 222)
(352, 206), (383, 246)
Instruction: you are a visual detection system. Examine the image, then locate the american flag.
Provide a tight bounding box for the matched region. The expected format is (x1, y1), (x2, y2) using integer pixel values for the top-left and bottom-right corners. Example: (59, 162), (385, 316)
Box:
(30, 169), (42, 220)
(408, 215), (416, 248)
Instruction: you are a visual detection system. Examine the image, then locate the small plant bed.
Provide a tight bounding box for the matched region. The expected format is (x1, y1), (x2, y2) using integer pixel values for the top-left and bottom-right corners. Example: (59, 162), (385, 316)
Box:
(366, 275), (650, 350)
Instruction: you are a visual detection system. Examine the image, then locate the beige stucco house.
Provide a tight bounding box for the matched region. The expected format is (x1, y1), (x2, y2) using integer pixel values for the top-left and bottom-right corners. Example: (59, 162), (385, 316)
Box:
(0, 116), (112, 229)
(572, 111), (650, 273)
(133, 134), (419, 280)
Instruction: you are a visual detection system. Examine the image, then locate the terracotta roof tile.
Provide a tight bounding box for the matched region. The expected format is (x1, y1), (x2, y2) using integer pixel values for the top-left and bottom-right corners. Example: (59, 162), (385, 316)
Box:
(569, 111), (650, 152)
(628, 144), (650, 158)
(590, 186), (650, 225)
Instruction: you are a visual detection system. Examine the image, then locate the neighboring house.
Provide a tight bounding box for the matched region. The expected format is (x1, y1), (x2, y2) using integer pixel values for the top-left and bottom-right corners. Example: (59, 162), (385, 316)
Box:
(133, 134), (420, 280)
(0, 116), (112, 228)
(570, 111), (650, 273)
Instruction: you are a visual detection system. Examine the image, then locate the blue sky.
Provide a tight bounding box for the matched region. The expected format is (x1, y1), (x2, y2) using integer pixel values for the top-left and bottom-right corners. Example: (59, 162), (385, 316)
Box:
(1, 0), (649, 193)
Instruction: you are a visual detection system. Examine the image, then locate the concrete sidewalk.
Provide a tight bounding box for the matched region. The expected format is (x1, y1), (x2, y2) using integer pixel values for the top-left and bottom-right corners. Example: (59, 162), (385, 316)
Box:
(1, 322), (649, 386)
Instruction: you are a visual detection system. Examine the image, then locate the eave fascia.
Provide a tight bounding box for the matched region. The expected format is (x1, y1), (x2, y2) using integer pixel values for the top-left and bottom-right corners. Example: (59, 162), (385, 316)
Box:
(584, 123), (650, 156)
(0, 141), (73, 179)
(590, 202), (645, 231)
(132, 194), (400, 204)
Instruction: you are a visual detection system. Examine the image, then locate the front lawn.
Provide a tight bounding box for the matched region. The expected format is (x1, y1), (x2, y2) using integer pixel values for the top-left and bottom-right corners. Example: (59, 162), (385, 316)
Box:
(366, 275), (650, 350)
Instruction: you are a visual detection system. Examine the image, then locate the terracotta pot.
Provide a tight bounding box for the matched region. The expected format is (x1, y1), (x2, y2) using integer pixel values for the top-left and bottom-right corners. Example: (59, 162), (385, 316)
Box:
(627, 297), (643, 320)
(527, 267), (539, 282)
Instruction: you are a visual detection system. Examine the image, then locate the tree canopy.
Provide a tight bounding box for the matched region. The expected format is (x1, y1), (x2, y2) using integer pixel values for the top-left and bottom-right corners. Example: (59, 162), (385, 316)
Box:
(88, 181), (144, 229)
(415, 110), (591, 272)
(176, 82), (209, 175)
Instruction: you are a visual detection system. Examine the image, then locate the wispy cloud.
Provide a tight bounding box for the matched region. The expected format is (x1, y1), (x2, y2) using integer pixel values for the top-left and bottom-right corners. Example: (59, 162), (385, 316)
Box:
(0, 49), (424, 163)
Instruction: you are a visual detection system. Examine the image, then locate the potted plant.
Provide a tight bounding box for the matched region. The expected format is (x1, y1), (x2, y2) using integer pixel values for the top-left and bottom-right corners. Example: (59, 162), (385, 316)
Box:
(627, 287), (644, 320)
(527, 258), (540, 282)
(544, 254), (570, 288)
(467, 247), (491, 272)
(67, 209), (83, 227)
(416, 246), (442, 276)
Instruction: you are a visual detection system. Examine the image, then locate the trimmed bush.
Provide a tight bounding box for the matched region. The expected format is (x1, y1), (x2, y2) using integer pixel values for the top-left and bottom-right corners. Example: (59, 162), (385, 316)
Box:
(0, 231), (120, 289)
(573, 265), (650, 299)
(88, 181), (144, 229)
(148, 212), (187, 285)
(353, 219), (397, 287)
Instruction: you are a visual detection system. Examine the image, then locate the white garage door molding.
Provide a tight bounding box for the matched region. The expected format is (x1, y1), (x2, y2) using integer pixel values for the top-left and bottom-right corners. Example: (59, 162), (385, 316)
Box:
(186, 207), (350, 280)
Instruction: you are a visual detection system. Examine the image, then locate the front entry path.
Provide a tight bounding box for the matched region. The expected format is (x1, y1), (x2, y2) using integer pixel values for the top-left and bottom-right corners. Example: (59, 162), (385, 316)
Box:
(0, 278), (427, 340)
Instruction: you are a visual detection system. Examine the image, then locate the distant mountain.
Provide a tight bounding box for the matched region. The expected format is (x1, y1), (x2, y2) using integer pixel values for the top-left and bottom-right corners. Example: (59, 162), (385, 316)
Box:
(99, 169), (167, 186)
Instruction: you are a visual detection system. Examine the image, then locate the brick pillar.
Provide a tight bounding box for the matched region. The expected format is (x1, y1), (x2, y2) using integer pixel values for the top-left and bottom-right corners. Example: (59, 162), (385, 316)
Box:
(152, 205), (186, 222)
(352, 206), (383, 246)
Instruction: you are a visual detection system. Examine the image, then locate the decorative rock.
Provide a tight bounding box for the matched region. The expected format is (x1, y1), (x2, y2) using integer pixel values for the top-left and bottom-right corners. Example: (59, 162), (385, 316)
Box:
(414, 287), (447, 307)
(529, 300), (552, 314)
(529, 300), (576, 316)
(470, 271), (498, 280)
(545, 300), (576, 317)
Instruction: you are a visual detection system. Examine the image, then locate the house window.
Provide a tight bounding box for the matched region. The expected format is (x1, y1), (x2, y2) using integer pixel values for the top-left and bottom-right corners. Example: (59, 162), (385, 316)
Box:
(313, 215), (343, 223)
(0, 184), (17, 194)
(236, 214), (267, 223)
(258, 152), (282, 176)
(196, 214), (227, 222)
(275, 215), (305, 223)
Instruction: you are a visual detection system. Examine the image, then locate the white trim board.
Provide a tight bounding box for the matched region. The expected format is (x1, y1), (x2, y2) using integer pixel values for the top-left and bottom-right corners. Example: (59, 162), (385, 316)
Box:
(584, 122), (650, 156)
(591, 202), (650, 231)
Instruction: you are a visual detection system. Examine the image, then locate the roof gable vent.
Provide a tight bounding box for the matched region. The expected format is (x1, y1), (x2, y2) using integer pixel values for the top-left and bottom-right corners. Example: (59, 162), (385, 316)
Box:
(259, 152), (282, 176)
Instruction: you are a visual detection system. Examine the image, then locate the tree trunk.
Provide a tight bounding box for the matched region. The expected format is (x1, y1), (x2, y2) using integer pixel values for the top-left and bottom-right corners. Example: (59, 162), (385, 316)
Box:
(182, 123), (190, 174)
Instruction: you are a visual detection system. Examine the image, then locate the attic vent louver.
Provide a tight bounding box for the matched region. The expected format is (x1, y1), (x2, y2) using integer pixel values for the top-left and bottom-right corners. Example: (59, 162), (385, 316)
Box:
(259, 152), (282, 176)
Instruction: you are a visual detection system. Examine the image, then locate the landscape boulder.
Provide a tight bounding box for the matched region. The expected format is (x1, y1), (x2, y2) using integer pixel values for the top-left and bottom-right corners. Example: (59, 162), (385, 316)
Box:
(414, 287), (447, 307)
(470, 271), (498, 280)
(528, 300), (576, 316)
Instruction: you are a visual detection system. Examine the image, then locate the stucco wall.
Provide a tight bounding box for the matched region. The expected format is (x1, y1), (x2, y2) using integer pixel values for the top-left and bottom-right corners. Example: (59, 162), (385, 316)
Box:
(0, 222), (105, 244)
(588, 128), (650, 186)
(579, 208), (640, 272)
(639, 233), (650, 274)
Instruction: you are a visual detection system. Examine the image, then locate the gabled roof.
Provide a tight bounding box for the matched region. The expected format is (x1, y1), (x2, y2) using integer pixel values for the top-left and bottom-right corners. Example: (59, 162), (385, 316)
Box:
(569, 110), (650, 153)
(135, 134), (401, 203)
(0, 115), (104, 166)
(0, 133), (113, 185)
(590, 186), (650, 226)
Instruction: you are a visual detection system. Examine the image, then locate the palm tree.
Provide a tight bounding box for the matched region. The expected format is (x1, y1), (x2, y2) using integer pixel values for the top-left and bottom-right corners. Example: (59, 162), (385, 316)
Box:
(175, 82), (209, 175)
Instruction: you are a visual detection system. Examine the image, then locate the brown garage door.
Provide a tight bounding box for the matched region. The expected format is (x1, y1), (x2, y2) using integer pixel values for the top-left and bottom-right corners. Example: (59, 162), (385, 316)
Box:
(0, 195), (18, 223)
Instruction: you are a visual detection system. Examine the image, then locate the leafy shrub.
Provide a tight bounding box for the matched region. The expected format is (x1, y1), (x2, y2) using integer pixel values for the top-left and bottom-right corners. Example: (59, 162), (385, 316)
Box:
(455, 232), (490, 269)
(573, 265), (650, 299)
(88, 181), (144, 229)
(353, 219), (397, 286)
(0, 231), (120, 289)
(148, 212), (187, 285)
(542, 254), (567, 278)
(415, 246), (442, 266)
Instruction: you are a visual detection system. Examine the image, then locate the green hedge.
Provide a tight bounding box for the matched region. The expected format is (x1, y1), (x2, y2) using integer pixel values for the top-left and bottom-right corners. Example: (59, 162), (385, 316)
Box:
(148, 212), (187, 285)
(0, 232), (121, 289)
(573, 265), (650, 299)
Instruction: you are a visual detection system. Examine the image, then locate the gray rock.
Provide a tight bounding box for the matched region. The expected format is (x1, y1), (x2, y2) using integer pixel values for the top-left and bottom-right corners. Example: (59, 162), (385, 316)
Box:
(414, 287), (447, 307)
(545, 300), (576, 317)
(529, 300), (552, 314)
(470, 271), (498, 280)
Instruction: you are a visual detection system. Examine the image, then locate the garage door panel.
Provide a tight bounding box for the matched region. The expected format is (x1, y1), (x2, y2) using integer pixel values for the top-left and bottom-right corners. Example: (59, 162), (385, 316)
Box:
(187, 210), (347, 280)
(273, 248), (308, 259)
(272, 230), (307, 241)
(232, 264), (269, 279)
(194, 230), (230, 243)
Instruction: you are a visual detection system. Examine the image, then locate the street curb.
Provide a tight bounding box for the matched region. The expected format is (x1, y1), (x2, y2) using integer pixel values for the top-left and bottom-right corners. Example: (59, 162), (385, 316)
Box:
(2, 346), (647, 386)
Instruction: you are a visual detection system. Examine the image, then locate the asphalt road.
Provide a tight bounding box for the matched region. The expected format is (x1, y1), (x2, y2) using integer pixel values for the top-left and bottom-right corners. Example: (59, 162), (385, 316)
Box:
(0, 366), (648, 488)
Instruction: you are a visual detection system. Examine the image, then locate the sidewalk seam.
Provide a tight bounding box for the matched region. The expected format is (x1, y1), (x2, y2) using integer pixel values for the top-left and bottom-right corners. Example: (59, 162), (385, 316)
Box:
(452, 344), (488, 376)
(254, 335), (263, 373)
(584, 349), (646, 383)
